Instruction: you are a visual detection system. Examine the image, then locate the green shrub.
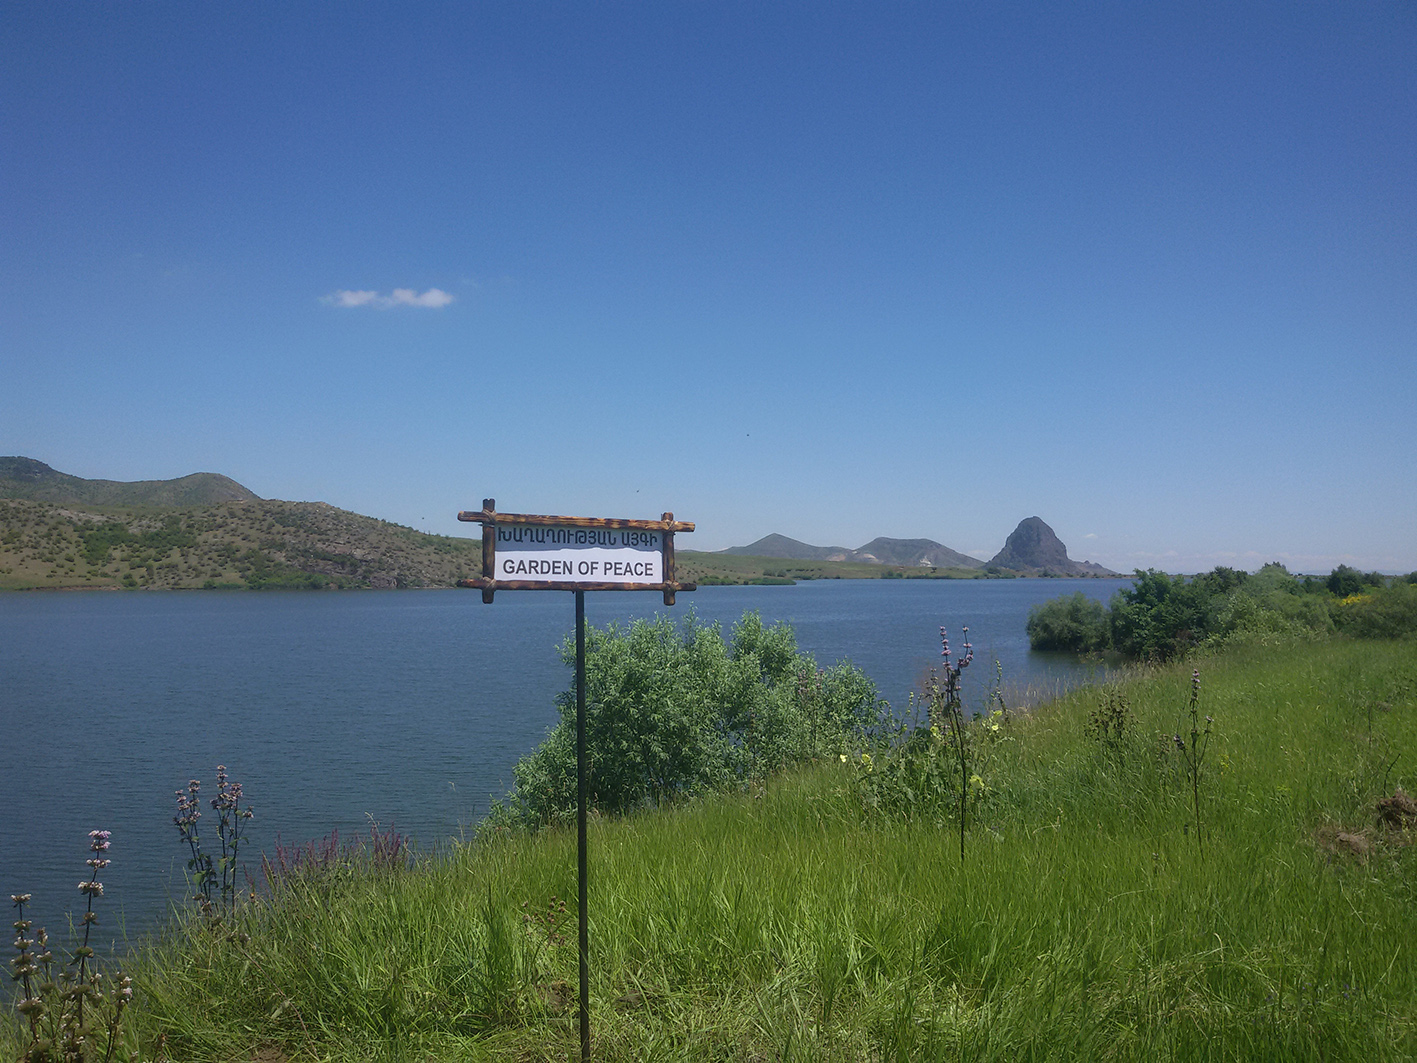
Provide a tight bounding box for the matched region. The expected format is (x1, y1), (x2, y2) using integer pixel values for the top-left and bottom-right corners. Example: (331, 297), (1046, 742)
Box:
(1032, 564), (1349, 662)
(1026, 592), (1109, 652)
(1108, 569), (1212, 660)
(1326, 563), (1385, 598)
(1335, 582), (1417, 639)
(499, 612), (882, 827)
(1206, 586), (1335, 646)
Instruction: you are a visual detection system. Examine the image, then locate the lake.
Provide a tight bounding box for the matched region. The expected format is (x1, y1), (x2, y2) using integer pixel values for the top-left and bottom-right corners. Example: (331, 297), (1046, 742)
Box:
(0, 577), (1129, 943)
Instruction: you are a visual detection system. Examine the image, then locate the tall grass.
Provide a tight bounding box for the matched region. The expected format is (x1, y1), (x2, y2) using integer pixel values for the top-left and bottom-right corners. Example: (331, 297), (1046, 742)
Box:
(13, 639), (1414, 1061)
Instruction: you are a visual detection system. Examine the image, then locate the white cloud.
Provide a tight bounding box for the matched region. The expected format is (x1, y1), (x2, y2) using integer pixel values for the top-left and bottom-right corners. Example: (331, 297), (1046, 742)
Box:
(391, 288), (455, 308)
(323, 287), (455, 309)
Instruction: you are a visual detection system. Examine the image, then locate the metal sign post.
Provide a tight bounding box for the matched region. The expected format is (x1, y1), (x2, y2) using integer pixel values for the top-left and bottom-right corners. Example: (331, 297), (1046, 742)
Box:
(457, 500), (694, 1061)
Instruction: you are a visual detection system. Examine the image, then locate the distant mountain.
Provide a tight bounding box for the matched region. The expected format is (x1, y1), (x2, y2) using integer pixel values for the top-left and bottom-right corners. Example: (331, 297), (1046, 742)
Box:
(988, 517), (1117, 576)
(0, 457), (259, 507)
(722, 533), (984, 569)
(855, 537), (984, 569)
(722, 521), (1115, 576)
(721, 534), (859, 562)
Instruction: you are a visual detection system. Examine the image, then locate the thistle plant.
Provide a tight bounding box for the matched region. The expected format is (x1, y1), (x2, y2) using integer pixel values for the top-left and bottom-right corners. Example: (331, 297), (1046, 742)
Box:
(1087, 688), (1133, 757)
(1173, 670), (1212, 851)
(9, 833), (134, 1063)
(987, 656), (1008, 717)
(173, 766), (253, 921)
(923, 625), (974, 861)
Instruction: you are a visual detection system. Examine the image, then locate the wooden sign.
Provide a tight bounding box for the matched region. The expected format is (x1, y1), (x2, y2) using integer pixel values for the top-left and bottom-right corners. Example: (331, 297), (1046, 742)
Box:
(455, 497), (695, 1062)
(457, 499), (696, 604)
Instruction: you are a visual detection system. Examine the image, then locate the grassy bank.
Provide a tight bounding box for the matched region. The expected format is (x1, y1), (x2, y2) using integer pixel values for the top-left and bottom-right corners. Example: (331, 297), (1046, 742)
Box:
(11, 639), (1415, 1061)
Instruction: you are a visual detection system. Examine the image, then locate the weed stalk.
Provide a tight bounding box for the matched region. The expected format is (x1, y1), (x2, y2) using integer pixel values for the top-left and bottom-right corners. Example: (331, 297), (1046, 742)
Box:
(1173, 669), (1211, 851)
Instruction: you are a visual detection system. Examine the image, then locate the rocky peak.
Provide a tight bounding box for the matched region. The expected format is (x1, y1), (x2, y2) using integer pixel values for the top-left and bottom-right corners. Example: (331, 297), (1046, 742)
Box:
(989, 517), (1082, 574)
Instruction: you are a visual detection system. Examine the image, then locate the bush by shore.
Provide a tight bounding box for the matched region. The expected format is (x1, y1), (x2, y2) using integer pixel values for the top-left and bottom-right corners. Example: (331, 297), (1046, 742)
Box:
(1028, 563), (1417, 659)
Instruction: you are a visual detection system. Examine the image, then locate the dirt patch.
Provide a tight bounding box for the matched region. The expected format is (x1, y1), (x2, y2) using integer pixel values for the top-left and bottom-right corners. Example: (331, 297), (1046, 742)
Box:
(538, 979), (574, 1015)
(1316, 791), (1417, 863)
(1377, 789), (1417, 830)
(1315, 825), (1372, 863)
(1336, 831), (1371, 860)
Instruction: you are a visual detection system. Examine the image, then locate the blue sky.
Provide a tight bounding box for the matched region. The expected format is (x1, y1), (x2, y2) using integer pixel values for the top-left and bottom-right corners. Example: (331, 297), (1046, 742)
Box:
(3, 3), (1414, 573)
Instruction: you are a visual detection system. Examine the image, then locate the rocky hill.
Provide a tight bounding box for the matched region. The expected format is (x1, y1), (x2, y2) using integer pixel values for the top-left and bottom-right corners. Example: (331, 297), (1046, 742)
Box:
(0, 456), (259, 506)
(0, 460), (481, 590)
(988, 517), (1117, 576)
(0, 497), (482, 590)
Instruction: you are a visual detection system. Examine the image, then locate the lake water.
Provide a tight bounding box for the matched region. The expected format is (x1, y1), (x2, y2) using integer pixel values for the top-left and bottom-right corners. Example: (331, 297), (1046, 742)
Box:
(0, 578), (1129, 943)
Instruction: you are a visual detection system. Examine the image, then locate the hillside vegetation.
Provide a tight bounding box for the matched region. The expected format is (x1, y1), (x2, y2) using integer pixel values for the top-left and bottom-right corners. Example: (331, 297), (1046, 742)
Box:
(0, 498), (481, 590)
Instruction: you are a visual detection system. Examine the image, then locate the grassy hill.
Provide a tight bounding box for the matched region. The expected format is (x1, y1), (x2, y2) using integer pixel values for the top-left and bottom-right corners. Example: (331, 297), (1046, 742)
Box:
(0, 456), (258, 507)
(0, 497), (481, 590)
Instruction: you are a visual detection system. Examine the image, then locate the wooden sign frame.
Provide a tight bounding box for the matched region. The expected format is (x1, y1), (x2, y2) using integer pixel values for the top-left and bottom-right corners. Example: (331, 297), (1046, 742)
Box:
(457, 498), (696, 605)
(455, 497), (694, 1061)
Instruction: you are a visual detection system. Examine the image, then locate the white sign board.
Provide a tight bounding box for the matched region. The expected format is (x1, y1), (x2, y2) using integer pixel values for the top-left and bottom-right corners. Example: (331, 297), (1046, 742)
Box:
(495, 524), (663, 584)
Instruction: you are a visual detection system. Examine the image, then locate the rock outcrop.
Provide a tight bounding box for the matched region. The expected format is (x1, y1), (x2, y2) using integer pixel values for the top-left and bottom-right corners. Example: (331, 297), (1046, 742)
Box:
(989, 517), (1116, 576)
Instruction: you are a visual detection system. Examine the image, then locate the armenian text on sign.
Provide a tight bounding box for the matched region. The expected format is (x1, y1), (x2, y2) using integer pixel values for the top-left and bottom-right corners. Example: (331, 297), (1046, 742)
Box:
(495, 524), (662, 583)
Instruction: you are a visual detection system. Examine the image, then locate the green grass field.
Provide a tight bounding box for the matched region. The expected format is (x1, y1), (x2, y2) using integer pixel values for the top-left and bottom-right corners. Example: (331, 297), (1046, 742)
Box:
(9, 638), (1414, 1061)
